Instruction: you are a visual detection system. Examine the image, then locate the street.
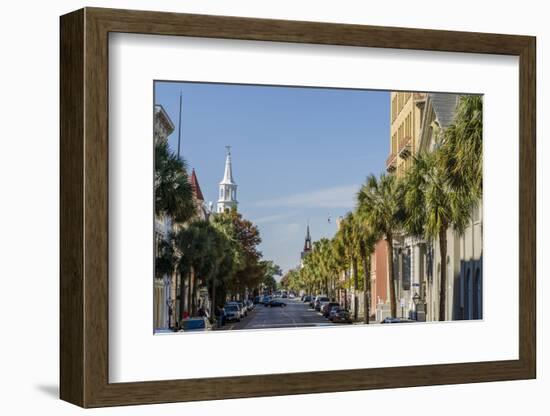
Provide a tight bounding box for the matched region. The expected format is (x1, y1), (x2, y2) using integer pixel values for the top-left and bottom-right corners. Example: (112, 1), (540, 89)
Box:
(224, 298), (335, 331)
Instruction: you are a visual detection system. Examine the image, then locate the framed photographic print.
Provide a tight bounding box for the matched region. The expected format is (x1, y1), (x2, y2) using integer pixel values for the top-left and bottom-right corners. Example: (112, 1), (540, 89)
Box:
(60, 7), (536, 408)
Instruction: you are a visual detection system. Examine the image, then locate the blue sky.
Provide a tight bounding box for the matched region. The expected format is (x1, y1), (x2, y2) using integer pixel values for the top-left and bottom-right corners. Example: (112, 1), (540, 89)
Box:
(155, 81), (390, 275)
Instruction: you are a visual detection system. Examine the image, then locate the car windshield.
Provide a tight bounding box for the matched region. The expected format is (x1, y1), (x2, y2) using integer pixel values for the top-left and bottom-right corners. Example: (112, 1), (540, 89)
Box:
(320, 297), (329, 302)
(226, 305), (238, 311)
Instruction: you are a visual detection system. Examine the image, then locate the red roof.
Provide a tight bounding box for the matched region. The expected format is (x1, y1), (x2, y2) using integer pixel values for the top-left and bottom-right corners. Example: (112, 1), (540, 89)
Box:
(190, 169), (205, 201)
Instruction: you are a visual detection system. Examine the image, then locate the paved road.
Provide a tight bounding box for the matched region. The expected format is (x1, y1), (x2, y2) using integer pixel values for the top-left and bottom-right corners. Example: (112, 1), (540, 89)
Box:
(224, 298), (335, 331)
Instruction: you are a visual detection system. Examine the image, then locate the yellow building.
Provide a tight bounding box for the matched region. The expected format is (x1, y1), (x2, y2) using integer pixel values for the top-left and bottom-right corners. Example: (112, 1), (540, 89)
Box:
(386, 92), (426, 177)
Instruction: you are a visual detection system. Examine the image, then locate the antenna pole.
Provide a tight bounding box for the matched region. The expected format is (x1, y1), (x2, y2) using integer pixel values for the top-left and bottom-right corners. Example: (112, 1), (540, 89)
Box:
(177, 92), (182, 159)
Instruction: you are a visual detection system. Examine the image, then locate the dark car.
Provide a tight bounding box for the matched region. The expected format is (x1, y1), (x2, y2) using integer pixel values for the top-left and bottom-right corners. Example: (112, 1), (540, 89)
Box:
(253, 296), (262, 304)
(303, 295), (312, 303)
(381, 317), (416, 324)
(321, 302), (340, 318)
(265, 299), (287, 307)
(329, 307), (352, 323)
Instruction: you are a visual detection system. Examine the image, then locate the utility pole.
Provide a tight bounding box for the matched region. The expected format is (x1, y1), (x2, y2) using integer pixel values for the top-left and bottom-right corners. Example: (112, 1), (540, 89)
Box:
(177, 91), (182, 159)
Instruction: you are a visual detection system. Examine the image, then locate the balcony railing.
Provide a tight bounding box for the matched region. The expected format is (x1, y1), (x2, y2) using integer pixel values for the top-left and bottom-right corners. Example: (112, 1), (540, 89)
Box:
(386, 153), (397, 172)
(398, 136), (412, 159)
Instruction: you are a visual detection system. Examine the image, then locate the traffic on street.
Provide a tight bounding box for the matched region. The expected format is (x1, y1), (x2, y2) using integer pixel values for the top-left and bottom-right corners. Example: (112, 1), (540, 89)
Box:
(217, 292), (354, 331)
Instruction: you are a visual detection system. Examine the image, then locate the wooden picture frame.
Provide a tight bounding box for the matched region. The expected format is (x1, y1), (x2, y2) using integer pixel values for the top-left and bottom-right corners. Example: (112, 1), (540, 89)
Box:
(60, 7), (536, 408)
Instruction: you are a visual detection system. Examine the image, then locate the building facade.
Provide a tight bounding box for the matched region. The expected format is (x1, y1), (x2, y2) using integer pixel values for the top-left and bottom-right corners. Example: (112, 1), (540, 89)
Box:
(373, 92), (427, 320)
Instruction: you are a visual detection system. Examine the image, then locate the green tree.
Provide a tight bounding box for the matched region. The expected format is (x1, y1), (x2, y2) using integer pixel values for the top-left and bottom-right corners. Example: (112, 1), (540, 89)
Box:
(353, 213), (379, 324)
(212, 208), (264, 299)
(174, 220), (221, 317)
(154, 141), (195, 223)
(440, 95), (483, 200)
(403, 149), (473, 321)
(334, 213), (360, 318)
(154, 141), (196, 325)
(261, 260), (282, 294)
(357, 173), (404, 318)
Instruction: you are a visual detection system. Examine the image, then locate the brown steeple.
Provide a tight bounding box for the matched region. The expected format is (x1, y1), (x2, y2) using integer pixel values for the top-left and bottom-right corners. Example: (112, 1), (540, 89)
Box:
(190, 168), (204, 201)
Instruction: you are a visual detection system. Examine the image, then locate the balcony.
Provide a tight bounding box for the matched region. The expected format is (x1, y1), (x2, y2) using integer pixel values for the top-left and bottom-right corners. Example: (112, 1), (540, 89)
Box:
(386, 153), (397, 172)
(398, 136), (412, 159)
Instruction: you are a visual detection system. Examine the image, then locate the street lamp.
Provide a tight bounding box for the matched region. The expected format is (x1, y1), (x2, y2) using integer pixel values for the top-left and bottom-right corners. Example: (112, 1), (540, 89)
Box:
(412, 292), (420, 306)
(166, 296), (174, 331)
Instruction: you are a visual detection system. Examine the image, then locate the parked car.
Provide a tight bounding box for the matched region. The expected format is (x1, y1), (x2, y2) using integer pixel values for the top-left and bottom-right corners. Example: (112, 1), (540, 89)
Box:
(261, 295), (272, 305)
(303, 295), (311, 303)
(253, 296), (262, 304)
(314, 296), (330, 311)
(321, 302), (340, 317)
(224, 305), (241, 322)
(236, 301), (248, 317)
(225, 301), (246, 318)
(310, 295), (323, 308)
(265, 299), (287, 307)
(246, 299), (254, 311)
(329, 307), (352, 323)
(381, 317), (416, 324)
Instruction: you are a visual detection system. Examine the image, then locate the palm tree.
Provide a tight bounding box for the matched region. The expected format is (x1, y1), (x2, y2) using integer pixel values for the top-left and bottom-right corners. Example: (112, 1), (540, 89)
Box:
(357, 173), (404, 318)
(440, 96), (483, 200)
(403, 149), (473, 321)
(154, 141), (196, 326)
(154, 140), (195, 224)
(334, 213), (361, 319)
(353, 214), (379, 324)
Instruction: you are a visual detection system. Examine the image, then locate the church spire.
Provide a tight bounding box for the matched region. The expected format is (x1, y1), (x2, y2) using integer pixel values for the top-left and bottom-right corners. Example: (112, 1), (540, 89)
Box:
(217, 146), (238, 213)
(301, 222), (312, 259)
(220, 146), (235, 185)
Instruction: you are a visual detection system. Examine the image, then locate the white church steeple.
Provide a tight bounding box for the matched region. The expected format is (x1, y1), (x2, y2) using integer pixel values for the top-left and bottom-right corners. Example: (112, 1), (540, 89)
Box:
(217, 146), (238, 213)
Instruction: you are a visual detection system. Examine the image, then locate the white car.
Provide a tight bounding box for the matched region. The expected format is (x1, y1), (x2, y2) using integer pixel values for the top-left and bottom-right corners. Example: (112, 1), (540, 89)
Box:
(225, 302), (245, 319)
(224, 305), (241, 322)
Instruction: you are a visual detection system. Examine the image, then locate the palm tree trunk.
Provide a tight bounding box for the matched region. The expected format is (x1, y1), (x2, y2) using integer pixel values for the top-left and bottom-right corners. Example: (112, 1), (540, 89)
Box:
(438, 227), (448, 321)
(179, 270), (187, 322)
(360, 241), (370, 324)
(352, 257), (358, 321)
(211, 277), (216, 324)
(192, 276), (198, 315)
(387, 235), (397, 318)
(187, 268), (194, 316)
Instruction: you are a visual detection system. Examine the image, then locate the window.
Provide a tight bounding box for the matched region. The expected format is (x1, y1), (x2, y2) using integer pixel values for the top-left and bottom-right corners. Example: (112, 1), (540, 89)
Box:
(473, 268), (481, 319)
(402, 248), (411, 291)
(464, 268), (471, 319)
